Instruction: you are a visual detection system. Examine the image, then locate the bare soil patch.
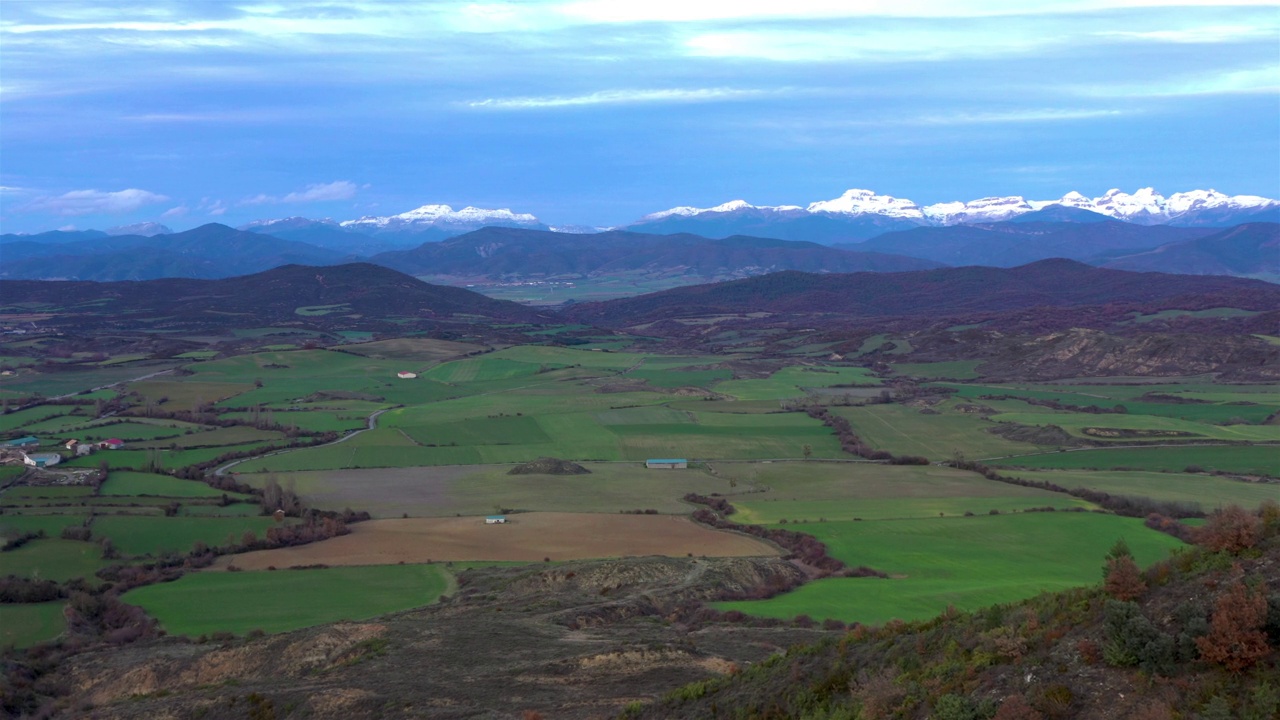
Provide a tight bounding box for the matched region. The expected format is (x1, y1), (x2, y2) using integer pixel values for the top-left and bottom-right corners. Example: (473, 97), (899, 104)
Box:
(212, 513), (779, 569)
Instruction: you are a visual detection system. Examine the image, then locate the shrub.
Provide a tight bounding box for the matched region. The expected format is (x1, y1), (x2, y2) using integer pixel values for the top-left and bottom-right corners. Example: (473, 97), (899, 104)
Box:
(1196, 581), (1271, 672)
(1196, 505), (1262, 554)
(1103, 556), (1146, 602)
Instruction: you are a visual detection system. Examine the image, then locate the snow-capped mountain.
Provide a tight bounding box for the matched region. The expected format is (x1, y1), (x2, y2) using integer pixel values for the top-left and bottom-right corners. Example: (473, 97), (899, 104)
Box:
(641, 199), (805, 222)
(106, 222), (172, 237)
(629, 188), (1278, 241)
(341, 204), (544, 233)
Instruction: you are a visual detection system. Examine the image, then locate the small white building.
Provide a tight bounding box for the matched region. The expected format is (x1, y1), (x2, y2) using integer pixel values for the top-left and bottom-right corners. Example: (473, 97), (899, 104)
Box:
(485, 515), (507, 524)
(397, 371), (417, 379)
(23, 452), (62, 468)
(646, 458), (688, 469)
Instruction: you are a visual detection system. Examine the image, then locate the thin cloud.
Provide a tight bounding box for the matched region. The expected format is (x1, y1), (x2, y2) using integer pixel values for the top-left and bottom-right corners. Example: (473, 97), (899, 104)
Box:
(160, 205), (189, 219)
(467, 87), (772, 110)
(122, 109), (296, 123)
(1095, 25), (1276, 44)
(907, 109), (1126, 125)
(1078, 65), (1279, 97)
(23, 188), (169, 216)
(241, 181), (359, 205)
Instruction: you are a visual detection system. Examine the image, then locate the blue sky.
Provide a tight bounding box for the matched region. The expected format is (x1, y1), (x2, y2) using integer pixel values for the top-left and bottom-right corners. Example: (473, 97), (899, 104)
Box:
(1, 1), (1277, 233)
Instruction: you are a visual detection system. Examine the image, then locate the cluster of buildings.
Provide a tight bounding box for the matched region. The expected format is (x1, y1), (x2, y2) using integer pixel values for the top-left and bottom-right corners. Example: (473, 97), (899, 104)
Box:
(0, 435), (125, 468)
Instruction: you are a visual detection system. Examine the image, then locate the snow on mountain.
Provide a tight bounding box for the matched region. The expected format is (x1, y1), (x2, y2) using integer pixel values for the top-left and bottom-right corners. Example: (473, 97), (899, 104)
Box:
(641, 199), (804, 222)
(806, 189), (925, 219)
(239, 217), (342, 231)
(106, 222), (172, 237)
(922, 196), (1036, 224)
(342, 204), (541, 231)
(634, 188), (1278, 228)
(548, 224), (610, 234)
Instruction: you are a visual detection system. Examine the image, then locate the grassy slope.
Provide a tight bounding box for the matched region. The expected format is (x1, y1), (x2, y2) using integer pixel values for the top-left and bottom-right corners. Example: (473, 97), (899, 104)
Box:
(715, 513), (1183, 624)
(122, 564), (450, 635)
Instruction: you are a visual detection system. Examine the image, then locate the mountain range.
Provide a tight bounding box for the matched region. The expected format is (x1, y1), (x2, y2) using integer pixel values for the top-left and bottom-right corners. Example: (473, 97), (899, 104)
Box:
(2, 220), (1275, 284)
(220, 188), (1276, 247)
(368, 227), (941, 280)
(562, 258), (1280, 327)
(0, 263), (548, 326)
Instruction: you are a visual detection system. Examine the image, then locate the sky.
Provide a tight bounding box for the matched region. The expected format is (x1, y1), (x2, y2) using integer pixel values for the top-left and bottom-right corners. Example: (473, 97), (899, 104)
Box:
(1, 1), (1277, 233)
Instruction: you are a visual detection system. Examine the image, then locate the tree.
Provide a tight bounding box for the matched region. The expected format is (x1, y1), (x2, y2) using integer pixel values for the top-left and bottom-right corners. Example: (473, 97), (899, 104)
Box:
(1197, 505), (1261, 554)
(1196, 581), (1271, 672)
(802, 444), (812, 461)
(1104, 555), (1147, 602)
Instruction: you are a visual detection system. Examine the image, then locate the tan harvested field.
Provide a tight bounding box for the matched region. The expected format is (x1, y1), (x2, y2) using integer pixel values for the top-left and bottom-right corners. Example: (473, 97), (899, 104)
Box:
(242, 463), (735, 518)
(211, 513), (779, 569)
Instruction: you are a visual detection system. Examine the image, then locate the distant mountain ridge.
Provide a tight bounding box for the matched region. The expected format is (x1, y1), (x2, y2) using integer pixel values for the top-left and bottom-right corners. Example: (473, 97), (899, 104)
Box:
(0, 263), (547, 325)
(369, 227), (942, 280)
(1102, 222), (1279, 277)
(563, 259), (1280, 326)
(0, 224), (354, 281)
(844, 219), (1214, 267)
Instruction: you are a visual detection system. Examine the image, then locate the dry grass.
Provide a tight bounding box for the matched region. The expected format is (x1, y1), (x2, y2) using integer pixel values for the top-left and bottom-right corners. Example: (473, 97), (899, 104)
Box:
(210, 513), (779, 569)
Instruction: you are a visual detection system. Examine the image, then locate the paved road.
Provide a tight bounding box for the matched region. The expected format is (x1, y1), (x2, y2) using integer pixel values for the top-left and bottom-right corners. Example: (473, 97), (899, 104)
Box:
(213, 408), (389, 476)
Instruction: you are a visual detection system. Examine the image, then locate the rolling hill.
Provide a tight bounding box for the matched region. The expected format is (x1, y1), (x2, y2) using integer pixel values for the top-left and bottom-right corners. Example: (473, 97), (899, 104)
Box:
(371, 227), (942, 279)
(843, 219), (1213, 268)
(0, 263), (549, 326)
(0, 224), (354, 281)
(563, 259), (1280, 326)
(1102, 222), (1279, 277)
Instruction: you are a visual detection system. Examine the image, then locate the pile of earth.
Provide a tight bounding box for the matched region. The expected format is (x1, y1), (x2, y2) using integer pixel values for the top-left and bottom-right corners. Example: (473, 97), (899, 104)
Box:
(508, 457), (591, 475)
(986, 422), (1088, 446)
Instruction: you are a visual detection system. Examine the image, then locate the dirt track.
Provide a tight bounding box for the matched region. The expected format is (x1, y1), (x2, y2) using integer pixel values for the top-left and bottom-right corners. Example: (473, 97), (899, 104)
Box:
(211, 512), (779, 569)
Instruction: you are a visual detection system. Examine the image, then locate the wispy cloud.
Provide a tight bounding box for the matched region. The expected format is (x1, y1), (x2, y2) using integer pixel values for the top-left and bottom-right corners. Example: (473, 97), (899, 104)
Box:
(905, 109), (1126, 125)
(240, 181), (359, 205)
(1078, 65), (1280, 97)
(1095, 25), (1276, 44)
(160, 205), (189, 219)
(23, 188), (169, 216)
(466, 87), (773, 109)
(122, 109), (297, 123)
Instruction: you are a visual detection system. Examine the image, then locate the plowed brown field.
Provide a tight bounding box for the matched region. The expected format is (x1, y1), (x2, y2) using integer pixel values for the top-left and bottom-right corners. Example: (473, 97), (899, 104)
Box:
(211, 512), (779, 569)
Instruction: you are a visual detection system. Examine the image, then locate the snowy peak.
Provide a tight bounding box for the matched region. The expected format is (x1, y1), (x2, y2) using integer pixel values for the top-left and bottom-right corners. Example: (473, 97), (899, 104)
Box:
(923, 196), (1034, 224)
(640, 199), (804, 222)
(239, 216), (341, 231)
(633, 188), (1278, 229)
(106, 222), (172, 237)
(806, 189), (925, 219)
(340, 203), (543, 231)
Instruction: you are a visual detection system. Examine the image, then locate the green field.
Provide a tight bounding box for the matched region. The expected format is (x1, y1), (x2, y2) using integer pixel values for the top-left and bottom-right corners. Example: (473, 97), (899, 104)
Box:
(0, 513), (90, 537)
(988, 411), (1280, 443)
(715, 366), (881, 401)
(92, 515), (279, 556)
(1006, 469), (1280, 510)
(99, 471), (237, 498)
(992, 445), (1280, 475)
(889, 361), (983, 379)
(0, 538), (110, 581)
(834, 403), (1056, 460)
(717, 462), (1093, 524)
(715, 513), (1183, 624)
(0, 602), (67, 648)
(1, 485), (95, 500)
(122, 564), (450, 635)
(62, 442), (275, 471)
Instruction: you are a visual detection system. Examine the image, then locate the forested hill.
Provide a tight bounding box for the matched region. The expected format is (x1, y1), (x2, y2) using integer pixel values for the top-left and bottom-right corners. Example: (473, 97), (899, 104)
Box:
(0, 263), (550, 325)
(563, 259), (1280, 326)
(371, 226), (941, 279)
